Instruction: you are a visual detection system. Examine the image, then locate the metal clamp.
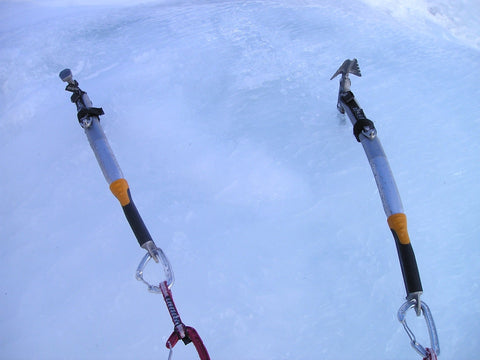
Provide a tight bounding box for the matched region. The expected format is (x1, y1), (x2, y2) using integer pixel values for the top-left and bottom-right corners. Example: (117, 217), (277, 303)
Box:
(361, 125), (377, 140)
(398, 299), (440, 357)
(136, 247), (174, 292)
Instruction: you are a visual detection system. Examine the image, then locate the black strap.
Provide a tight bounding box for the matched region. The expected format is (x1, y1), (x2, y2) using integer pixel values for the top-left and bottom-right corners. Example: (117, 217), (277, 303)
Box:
(341, 91), (376, 142)
(77, 106), (104, 122)
(353, 118), (375, 142)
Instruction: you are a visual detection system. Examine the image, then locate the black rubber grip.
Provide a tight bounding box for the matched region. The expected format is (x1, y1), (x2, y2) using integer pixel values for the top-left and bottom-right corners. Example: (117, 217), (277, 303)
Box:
(121, 190), (153, 247)
(391, 229), (423, 296)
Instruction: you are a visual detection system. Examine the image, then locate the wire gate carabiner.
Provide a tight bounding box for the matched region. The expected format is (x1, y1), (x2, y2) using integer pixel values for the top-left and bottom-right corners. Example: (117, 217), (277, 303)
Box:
(136, 247), (174, 291)
(398, 299), (440, 358)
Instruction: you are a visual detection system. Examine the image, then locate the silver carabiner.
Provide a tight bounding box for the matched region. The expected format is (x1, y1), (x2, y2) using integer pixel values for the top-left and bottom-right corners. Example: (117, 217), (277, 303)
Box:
(397, 299), (440, 357)
(136, 247), (174, 292)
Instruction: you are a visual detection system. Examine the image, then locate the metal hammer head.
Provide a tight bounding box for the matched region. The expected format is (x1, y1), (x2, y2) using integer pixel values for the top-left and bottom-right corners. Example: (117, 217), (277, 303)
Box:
(59, 68), (74, 84)
(330, 59), (361, 80)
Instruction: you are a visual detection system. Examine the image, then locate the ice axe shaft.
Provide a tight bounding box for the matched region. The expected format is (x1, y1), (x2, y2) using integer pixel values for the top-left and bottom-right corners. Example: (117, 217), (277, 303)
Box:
(59, 69), (160, 260)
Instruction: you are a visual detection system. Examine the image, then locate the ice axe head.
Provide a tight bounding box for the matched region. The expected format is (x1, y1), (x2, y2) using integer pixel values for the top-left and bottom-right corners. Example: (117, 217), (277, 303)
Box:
(59, 68), (74, 84)
(330, 58), (361, 80)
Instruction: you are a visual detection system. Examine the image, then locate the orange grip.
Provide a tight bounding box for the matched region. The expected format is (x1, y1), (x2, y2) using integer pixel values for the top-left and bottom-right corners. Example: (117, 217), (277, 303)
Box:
(387, 213), (410, 245)
(109, 178), (131, 206)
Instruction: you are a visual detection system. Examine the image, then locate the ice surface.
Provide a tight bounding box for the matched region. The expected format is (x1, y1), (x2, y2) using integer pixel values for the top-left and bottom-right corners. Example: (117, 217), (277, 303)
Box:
(1, 0), (479, 359)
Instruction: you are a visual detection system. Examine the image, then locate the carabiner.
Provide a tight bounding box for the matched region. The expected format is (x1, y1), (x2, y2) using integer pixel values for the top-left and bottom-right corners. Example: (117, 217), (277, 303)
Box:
(136, 247), (174, 292)
(397, 299), (440, 357)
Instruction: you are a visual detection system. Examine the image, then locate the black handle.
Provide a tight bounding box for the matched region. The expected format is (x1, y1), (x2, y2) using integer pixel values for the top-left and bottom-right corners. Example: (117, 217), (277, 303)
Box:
(388, 213), (423, 296)
(110, 178), (153, 247)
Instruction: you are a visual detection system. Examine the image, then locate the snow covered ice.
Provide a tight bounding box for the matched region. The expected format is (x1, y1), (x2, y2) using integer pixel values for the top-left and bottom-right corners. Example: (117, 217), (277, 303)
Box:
(1, 0), (479, 359)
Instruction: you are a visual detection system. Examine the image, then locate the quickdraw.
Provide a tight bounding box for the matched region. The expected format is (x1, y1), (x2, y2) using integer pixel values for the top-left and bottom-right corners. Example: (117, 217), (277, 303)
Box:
(60, 69), (210, 360)
(136, 253), (210, 360)
(331, 59), (440, 358)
